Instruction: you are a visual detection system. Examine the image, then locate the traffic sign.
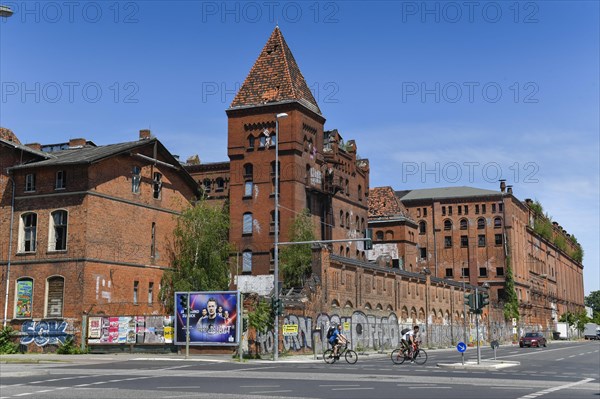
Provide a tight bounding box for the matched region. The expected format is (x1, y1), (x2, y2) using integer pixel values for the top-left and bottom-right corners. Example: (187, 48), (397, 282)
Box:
(457, 342), (467, 353)
(282, 324), (298, 336)
(490, 340), (499, 350)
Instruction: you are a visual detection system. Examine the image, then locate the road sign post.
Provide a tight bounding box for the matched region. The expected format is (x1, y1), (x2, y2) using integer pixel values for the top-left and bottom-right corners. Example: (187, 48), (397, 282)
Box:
(457, 341), (467, 365)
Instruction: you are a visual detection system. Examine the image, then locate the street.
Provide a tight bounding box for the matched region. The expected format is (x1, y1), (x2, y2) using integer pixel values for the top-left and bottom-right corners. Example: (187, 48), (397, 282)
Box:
(1, 341), (598, 399)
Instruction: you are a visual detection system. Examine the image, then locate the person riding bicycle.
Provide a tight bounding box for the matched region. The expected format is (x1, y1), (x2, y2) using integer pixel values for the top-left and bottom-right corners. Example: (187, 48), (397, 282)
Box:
(401, 325), (419, 361)
(329, 324), (348, 359)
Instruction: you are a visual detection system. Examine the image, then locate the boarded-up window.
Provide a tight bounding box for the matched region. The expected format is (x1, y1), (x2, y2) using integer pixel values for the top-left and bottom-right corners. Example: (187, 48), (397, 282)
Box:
(46, 276), (64, 317)
(243, 213), (253, 234)
(242, 251), (252, 272)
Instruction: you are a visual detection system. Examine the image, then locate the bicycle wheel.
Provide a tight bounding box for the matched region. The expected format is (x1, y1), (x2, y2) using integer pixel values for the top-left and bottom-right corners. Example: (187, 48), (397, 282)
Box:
(323, 349), (336, 364)
(345, 349), (358, 364)
(391, 348), (407, 365)
(413, 349), (427, 365)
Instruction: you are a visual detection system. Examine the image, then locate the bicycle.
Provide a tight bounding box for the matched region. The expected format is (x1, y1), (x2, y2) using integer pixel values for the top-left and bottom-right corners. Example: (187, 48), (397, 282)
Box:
(323, 342), (358, 364)
(390, 341), (427, 365)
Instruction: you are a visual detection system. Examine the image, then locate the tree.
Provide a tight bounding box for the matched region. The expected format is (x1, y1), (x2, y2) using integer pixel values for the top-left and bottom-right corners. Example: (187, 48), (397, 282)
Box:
(248, 297), (273, 334)
(585, 291), (600, 323)
(280, 209), (315, 289)
(159, 200), (231, 313)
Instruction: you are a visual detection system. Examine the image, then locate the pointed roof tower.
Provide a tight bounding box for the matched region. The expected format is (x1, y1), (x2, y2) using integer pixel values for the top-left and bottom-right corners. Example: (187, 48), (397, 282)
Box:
(230, 27), (321, 115)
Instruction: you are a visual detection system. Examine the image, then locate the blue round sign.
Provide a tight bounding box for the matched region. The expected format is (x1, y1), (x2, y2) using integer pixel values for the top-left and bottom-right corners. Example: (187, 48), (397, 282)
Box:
(457, 342), (467, 353)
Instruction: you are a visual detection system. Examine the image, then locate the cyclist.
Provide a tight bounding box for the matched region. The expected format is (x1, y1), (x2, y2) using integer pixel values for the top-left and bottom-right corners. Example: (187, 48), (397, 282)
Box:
(401, 325), (419, 362)
(329, 324), (348, 359)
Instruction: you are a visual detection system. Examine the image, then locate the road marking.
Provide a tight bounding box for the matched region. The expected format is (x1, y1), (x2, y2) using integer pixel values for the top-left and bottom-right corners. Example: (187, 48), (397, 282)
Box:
(555, 358), (564, 361)
(409, 386), (451, 389)
(490, 387), (532, 390)
(516, 378), (594, 399)
(331, 387), (374, 391)
(249, 390), (292, 394)
(240, 385), (280, 388)
(320, 384), (361, 387)
(157, 386), (203, 389)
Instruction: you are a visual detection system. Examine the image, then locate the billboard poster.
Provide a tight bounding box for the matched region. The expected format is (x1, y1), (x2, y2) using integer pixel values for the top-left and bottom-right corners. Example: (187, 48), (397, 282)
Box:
(15, 280), (33, 318)
(88, 317), (102, 339)
(174, 291), (239, 346)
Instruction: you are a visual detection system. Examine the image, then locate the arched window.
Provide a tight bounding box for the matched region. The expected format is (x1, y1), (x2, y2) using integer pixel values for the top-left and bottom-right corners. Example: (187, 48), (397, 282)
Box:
(247, 135), (255, 149)
(46, 276), (64, 318)
(385, 230), (394, 240)
(244, 181), (253, 197)
(494, 217), (502, 228)
(242, 250), (252, 273)
(15, 277), (33, 319)
(460, 218), (468, 230)
(19, 213), (37, 252)
(477, 218), (486, 229)
(203, 179), (211, 193)
(339, 210), (344, 227)
(331, 299), (340, 308)
(345, 212), (350, 229)
(48, 210), (68, 251)
(345, 179), (349, 195)
(419, 220), (426, 234)
(215, 177), (225, 191)
(243, 163), (253, 178)
(243, 213), (253, 234)
(444, 219), (452, 230)
(376, 231), (384, 241)
(259, 134), (266, 148)
(358, 185), (362, 201)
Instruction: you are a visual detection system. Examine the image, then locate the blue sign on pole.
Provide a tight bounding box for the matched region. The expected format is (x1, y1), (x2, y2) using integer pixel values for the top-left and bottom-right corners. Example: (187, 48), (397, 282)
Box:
(457, 342), (467, 353)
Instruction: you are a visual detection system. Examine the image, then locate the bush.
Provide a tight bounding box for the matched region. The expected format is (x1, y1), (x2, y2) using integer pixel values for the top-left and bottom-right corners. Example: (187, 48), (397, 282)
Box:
(56, 337), (87, 354)
(0, 326), (19, 354)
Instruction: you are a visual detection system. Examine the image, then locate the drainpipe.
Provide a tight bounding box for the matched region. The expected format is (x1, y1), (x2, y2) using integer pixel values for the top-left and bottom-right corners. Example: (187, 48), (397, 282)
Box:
(3, 173), (15, 328)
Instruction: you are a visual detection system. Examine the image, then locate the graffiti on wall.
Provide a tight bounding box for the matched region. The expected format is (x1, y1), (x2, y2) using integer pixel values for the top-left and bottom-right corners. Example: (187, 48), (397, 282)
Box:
(256, 311), (401, 354)
(20, 320), (70, 346)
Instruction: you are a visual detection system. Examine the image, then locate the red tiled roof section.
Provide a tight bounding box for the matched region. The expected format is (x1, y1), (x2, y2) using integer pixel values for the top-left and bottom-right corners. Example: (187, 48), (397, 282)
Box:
(0, 127), (21, 145)
(369, 186), (408, 218)
(230, 27), (321, 114)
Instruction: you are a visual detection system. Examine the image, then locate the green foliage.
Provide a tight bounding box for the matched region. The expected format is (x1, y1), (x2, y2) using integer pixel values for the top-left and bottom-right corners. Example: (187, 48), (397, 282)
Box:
(559, 310), (590, 333)
(531, 201), (584, 262)
(248, 298), (273, 334)
(280, 209), (315, 289)
(56, 337), (87, 354)
(571, 246), (584, 263)
(160, 200), (231, 313)
(529, 200), (544, 216)
(585, 291), (600, 322)
(533, 216), (553, 241)
(0, 326), (19, 354)
(553, 235), (567, 252)
(502, 255), (520, 321)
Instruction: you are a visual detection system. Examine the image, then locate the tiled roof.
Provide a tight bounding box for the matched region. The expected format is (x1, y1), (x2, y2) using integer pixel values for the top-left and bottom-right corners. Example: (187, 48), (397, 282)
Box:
(369, 186), (408, 218)
(0, 138), (54, 159)
(230, 27), (321, 115)
(0, 127), (21, 145)
(397, 186), (500, 201)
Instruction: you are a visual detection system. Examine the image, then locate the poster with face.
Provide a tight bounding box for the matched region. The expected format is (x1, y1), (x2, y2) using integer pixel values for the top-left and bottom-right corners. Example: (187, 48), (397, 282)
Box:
(174, 291), (239, 346)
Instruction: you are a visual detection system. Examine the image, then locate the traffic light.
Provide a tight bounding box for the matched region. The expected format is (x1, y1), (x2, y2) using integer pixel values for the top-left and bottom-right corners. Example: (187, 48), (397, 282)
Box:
(478, 292), (490, 309)
(242, 317), (248, 332)
(365, 229), (373, 250)
(270, 296), (284, 317)
(277, 298), (284, 316)
(464, 292), (475, 311)
(179, 293), (188, 313)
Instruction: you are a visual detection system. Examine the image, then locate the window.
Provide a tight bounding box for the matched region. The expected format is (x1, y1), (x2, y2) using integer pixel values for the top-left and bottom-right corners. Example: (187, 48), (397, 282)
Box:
(462, 268), (469, 277)
(460, 235), (468, 248)
(495, 233), (503, 246)
(55, 170), (66, 190)
(444, 236), (452, 248)
(423, 208), (427, 217)
(385, 230), (394, 240)
(271, 161), (279, 175)
(259, 135), (266, 148)
(48, 210), (68, 251)
(148, 282), (154, 304)
(445, 268), (453, 278)
(270, 210), (279, 234)
(345, 212), (349, 229)
(152, 172), (162, 199)
(151, 222), (156, 257)
(419, 221), (426, 234)
(448, 206), (453, 216)
(243, 213), (253, 234)
(475, 204), (480, 214)
(444, 219), (452, 230)
(496, 267), (505, 276)
(358, 185), (362, 201)
(478, 234), (486, 247)
(339, 210), (344, 227)
(442, 206), (446, 216)
(247, 135), (255, 149)
(460, 219), (467, 230)
(494, 217), (502, 228)
(243, 163), (253, 178)
(45, 276), (64, 318)
(479, 267), (488, 277)
(477, 218), (485, 229)
(242, 251), (252, 272)
(458, 205), (462, 215)
(498, 203), (504, 212)
(492, 203), (496, 213)
(15, 278), (33, 318)
(133, 281), (139, 304)
(419, 248), (427, 260)
(244, 181), (253, 197)
(345, 179), (349, 196)
(25, 173), (36, 192)
(464, 205), (469, 215)
(132, 166), (141, 193)
(203, 179), (211, 193)
(215, 178), (225, 191)
(376, 231), (384, 241)
(482, 204), (486, 214)
(19, 213), (37, 252)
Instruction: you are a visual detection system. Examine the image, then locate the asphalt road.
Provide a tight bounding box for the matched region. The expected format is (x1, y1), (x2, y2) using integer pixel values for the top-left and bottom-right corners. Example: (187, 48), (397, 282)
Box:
(1, 341), (598, 399)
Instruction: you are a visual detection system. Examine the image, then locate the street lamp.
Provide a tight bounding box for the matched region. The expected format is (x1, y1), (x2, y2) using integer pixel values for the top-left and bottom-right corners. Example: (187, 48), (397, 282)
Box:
(0, 5), (13, 17)
(273, 112), (287, 361)
(421, 267), (431, 348)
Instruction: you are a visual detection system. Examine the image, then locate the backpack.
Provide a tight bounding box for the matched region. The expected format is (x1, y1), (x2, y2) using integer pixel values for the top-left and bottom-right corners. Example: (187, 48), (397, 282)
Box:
(401, 328), (411, 336)
(326, 326), (336, 339)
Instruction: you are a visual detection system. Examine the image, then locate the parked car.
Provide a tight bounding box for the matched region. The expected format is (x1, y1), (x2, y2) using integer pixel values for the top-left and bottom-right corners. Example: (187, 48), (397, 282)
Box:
(519, 332), (547, 348)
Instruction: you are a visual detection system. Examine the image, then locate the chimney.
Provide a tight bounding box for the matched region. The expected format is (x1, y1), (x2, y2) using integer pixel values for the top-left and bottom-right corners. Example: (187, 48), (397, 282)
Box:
(139, 129), (151, 140)
(69, 138), (86, 148)
(25, 142), (42, 151)
(525, 198), (533, 205)
(499, 179), (506, 193)
(507, 185), (513, 195)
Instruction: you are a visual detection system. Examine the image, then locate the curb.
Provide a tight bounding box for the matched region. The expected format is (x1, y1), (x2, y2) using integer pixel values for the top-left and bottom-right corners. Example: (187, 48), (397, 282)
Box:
(437, 360), (520, 370)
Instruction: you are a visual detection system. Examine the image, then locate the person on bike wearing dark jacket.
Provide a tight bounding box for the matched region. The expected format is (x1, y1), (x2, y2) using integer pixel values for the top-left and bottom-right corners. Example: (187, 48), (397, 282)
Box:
(401, 325), (419, 361)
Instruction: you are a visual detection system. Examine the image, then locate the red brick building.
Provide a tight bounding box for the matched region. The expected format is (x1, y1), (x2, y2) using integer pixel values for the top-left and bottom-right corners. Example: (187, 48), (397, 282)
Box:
(0, 130), (198, 334)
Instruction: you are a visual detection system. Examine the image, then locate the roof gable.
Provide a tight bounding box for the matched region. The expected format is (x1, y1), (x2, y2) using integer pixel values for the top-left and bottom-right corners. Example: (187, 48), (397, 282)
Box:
(369, 186), (409, 218)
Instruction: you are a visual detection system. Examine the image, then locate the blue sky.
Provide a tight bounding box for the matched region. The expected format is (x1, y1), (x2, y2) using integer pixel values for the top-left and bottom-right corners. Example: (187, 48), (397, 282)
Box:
(1, 1), (598, 295)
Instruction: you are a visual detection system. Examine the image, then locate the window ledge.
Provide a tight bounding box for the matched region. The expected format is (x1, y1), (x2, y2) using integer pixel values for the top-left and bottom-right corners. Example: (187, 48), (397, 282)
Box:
(243, 195), (252, 200)
(16, 251), (36, 256)
(47, 249), (68, 254)
(54, 187), (66, 191)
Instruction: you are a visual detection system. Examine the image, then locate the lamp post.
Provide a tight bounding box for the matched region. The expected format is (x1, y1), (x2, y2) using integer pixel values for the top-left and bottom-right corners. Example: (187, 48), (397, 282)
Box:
(273, 112), (287, 361)
(421, 267), (431, 348)
(476, 281), (489, 365)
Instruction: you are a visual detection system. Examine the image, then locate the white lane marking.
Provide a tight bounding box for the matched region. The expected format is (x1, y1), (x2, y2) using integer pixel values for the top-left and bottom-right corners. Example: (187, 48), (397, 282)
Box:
(249, 390), (292, 394)
(157, 386), (202, 389)
(240, 385), (280, 388)
(320, 384), (361, 387)
(409, 386), (452, 389)
(516, 378), (594, 399)
(14, 394), (34, 397)
(555, 358), (564, 361)
(331, 387), (374, 391)
(490, 387), (532, 390)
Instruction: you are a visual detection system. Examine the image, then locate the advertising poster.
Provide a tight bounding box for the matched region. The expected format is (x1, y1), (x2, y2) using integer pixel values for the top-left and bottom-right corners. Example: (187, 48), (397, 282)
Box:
(88, 317), (102, 339)
(108, 317), (119, 343)
(174, 291), (239, 346)
(163, 316), (173, 343)
(135, 316), (145, 344)
(15, 280), (33, 318)
(144, 316), (165, 343)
